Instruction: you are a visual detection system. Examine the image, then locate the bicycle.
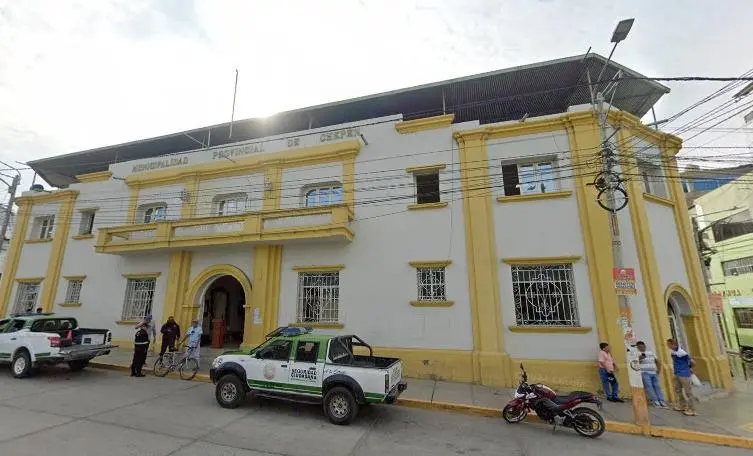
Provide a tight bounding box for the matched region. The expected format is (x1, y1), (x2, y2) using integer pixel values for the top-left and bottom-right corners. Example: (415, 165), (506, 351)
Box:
(153, 345), (199, 380)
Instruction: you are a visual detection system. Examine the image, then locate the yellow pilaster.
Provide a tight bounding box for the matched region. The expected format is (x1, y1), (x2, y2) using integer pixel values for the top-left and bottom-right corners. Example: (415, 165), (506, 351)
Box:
(565, 116), (628, 381)
(664, 145), (731, 390)
(127, 186), (139, 224)
(181, 174), (200, 219)
(618, 128), (676, 400)
(164, 251), (193, 329)
(39, 193), (78, 312)
(453, 131), (507, 386)
(0, 200), (31, 316)
(343, 156), (356, 212)
(263, 167), (282, 211)
(244, 245), (283, 348)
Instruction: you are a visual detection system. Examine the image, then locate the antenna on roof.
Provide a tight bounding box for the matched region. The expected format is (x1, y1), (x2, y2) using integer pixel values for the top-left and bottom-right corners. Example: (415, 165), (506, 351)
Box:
(229, 69), (239, 140)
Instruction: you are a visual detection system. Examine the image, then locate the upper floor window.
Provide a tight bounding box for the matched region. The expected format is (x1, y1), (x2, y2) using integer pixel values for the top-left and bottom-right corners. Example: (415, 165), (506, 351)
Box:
(305, 185), (343, 208)
(216, 195), (248, 216)
(501, 161), (555, 196)
(142, 205), (167, 224)
(637, 159), (668, 198)
(712, 211), (753, 243)
(79, 210), (96, 235)
(414, 172), (440, 204)
(33, 216), (55, 239)
(721, 255), (753, 277)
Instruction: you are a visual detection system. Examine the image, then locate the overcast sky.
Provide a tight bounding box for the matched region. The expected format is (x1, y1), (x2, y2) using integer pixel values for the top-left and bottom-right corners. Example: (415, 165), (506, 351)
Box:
(1, 0), (752, 194)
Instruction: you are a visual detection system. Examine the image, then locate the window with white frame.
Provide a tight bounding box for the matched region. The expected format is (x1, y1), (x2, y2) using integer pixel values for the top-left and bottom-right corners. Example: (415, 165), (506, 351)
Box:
(64, 279), (84, 304)
(637, 159), (668, 198)
(722, 256), (753, 277)
(216, 194), (248, 216)
(142, 205), (167, 224)
(511, 263), (579, 326)
(296, 272), (339, 323)
(305, 185), (343, 207)
(13, 281), (41, 313)
(79, 210), (96, 235)
(121, 278), (156, 321)
(34, 216), (55, 239)
(416, 267), (447, 301)
(501, 161), (555, 196)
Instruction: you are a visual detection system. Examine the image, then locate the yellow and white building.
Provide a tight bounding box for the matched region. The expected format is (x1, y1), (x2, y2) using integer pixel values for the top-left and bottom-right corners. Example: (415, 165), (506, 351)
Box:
(0, 54), (731, 394)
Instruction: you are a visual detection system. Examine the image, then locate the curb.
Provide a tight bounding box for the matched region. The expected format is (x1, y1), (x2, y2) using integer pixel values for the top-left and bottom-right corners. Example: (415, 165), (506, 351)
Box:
(89, 363), (753, 450)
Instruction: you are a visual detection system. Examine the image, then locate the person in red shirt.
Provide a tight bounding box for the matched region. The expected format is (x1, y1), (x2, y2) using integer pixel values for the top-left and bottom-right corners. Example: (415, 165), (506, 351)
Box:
(598, 342), (624, 402)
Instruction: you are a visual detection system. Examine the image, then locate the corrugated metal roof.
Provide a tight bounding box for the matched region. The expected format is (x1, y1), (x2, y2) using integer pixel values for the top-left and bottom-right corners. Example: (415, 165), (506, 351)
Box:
(28, 53), (668, 188)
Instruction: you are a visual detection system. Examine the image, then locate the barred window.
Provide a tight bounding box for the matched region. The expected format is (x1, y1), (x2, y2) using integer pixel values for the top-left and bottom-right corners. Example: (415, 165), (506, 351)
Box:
(13, 281), (41, 314)
(142, 205), (166, 224)
(216, 195), (248, 216)
(734, 308), (753, 329)
(297, 272), (339, 323)
(122, 278), (156, 321)
(511, 264), (579, 326)
(722, 256), (753, 277)
(65, 279), (84, 304)
(416, 267), (446, 301)
(79, 210), (96, 235)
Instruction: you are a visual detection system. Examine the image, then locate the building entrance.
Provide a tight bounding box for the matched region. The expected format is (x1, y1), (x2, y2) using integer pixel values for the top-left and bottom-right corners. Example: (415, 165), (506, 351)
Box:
(200, 275), (246, 348)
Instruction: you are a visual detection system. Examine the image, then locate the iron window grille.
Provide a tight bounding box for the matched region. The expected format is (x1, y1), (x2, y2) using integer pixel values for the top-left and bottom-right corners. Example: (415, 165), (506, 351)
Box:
(65, 279), (84, 304)
(511, 264), (579, 326)
(143, 206), (167, 224)
(296, 272), (339, 323)
(13, 282), (41, 313)
(79, 211), (95, 235)
(122, 278), (156, 321)
(217, 197), (247, 216)
(722, 256), (753, 277)
(733, 308), (753, 329)
(416, 267), (447, 301)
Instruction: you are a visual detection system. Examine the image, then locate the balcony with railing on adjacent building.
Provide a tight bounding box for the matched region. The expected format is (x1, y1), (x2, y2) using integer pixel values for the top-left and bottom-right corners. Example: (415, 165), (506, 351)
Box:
(94, 204), (354, 254)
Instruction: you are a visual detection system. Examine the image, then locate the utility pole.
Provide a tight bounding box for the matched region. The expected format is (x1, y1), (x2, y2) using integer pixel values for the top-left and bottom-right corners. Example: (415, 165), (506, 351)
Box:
(595, 91), (650, 427)
(0, 173), (20, 255)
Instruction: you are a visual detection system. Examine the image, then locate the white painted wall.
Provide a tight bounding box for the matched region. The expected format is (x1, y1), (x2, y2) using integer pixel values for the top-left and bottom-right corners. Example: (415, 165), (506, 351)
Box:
(136, 184), (184, 221)
(195, 174), (265, 218)
(280, 164), (343, 210)
(646, 202), (690, 293)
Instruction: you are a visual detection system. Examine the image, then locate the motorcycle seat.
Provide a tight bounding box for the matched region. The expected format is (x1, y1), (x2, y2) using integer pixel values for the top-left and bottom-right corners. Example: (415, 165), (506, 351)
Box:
(553, 391), (593, 404)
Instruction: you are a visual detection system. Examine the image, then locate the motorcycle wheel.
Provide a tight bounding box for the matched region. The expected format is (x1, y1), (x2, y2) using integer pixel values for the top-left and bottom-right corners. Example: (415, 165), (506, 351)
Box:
(741, 349), (753, 364)
(502, 404), (528, 423)
(571, 407), (605, 438)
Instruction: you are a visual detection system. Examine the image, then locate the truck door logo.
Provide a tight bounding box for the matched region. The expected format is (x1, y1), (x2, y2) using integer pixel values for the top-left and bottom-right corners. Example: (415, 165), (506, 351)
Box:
(290, 367), (318, 383)
(263, 363), (275, 380)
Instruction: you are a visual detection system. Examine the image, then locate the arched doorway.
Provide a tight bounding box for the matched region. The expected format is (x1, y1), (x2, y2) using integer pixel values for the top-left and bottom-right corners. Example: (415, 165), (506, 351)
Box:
(667, 293), (691, 351)
(200, 275), (246, 348)
(186, 265), (253, 350)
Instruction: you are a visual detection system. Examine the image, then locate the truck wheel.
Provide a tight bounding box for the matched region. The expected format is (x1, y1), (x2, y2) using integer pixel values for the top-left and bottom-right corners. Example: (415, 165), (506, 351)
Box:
(324, 386), (359, 425)
(68, 360), (89, 372)
(11, 350), (32, 378)
(215, 374), (246, 409)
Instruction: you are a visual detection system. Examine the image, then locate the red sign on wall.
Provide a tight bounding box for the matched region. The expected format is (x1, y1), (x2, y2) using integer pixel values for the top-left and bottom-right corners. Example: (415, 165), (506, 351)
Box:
(613, 268), (637, 295)
(708, 293), (724, 314)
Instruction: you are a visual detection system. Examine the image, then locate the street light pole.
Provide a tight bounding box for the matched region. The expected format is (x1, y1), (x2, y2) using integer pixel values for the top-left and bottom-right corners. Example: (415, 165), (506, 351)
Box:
(0, 173), (20, 255)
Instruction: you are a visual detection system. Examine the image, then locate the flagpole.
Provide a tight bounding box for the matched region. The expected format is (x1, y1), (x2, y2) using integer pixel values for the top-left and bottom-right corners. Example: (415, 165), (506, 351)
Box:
(229, 69), (239, 139)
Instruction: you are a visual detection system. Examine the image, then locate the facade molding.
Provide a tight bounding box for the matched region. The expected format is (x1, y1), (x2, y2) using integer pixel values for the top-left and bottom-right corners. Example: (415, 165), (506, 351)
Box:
(15, 189), (79, 205)
(507, 325), (592, 334)
(163, 251), (193, 330)
(394, 114), (455, 134)
(408, 260), (452, 268)
(122, 273), (162, 279)
(16, 277), (45, 283)
(292, 264), (345, 273)
(643, 193), (675, 208)
(410, 300), (455, 307)
(407, 202), (448, 211)
(496, 191), (572, 204)
(76, 171), (113, 183)
(502, 256), (581, 265)
(405, 163), (447, 174)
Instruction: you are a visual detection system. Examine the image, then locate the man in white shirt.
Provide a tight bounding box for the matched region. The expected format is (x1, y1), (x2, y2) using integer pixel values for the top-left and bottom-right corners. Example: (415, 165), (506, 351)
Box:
(180, 319), (203, 369)
(637, 341), (667, 408)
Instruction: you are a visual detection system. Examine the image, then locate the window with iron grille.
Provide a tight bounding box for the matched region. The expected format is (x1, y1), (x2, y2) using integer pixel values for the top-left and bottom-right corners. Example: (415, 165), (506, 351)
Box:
(217, 195), (248, 216)
(416, 267), (446, 301)
(722, 256), (753, 277)
(734, 308), (753, 329)
(65, 279), (84, 304)
(296, 272), (339, 323)
(13, 281), (41, 314)
(122, 278), (156, 321)
(35, 216), (55, 239)
(511, 264), (579, 326)
(79, 210), (96, 235)
(501, 161), (555, 196)
(414, 172), (440, 204)
(305, 185), (343, 207)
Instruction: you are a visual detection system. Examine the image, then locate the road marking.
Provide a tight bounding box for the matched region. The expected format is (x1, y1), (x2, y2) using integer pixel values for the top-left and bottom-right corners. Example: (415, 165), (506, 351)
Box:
(741, 422), (753, 433)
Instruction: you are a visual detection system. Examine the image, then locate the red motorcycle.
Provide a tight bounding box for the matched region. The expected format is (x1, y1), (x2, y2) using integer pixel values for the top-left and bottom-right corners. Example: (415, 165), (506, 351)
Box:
(502, 364), (605, 438)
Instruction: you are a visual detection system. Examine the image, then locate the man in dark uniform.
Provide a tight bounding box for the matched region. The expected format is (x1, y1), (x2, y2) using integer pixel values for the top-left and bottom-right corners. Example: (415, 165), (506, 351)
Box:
(159, 316), (181, 358)
(131, 326), (149, 377)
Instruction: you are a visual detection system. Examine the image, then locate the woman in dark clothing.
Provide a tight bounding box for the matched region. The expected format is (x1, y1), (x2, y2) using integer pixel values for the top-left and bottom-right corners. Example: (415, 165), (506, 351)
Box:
(160, 316), (181, 357)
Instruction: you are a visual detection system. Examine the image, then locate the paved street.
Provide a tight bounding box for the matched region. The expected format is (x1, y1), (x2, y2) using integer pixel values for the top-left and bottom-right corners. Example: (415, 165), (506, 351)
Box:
(0, 367), (749, 456)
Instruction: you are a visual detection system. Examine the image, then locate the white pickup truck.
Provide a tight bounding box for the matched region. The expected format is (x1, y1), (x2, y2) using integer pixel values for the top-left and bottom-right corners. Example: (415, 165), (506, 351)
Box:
(210, 327), (407, 425)
(0, 313), (116, 378)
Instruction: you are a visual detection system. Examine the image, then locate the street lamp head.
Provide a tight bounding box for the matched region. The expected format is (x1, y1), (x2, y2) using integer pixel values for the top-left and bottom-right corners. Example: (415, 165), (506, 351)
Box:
(611, 18), (635, 43)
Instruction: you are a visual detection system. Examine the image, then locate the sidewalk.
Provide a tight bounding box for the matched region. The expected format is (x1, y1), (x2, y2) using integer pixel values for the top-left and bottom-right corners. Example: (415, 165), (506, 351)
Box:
(93, 348), (753, 445)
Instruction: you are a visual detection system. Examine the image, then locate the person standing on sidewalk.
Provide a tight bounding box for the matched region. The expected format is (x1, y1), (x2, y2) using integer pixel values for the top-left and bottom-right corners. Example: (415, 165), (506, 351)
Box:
(136, 314), (157, 354)
(636, 341), (667, 408)
(598, 342), (624, 402)
(179, 319), (203, 369)
(159, 316), (181, 358)
(131, 326), (149, 377)
(666, 338), (697, 416)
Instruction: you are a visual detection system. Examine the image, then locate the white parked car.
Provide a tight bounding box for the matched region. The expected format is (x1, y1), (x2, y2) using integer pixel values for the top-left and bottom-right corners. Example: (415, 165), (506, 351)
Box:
(210, 327), (407, 425)
(0, 313), (116, 378)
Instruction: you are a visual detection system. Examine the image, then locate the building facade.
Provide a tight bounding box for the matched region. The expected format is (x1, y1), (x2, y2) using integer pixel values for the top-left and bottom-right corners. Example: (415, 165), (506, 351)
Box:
(1, 57), (731, 395)
(691, 171), (753, 357)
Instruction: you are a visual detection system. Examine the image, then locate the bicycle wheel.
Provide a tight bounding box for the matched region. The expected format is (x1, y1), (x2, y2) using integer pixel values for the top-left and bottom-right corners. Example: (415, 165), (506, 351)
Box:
(153, 356), (170, 377)
(179, 358), (199, 380)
